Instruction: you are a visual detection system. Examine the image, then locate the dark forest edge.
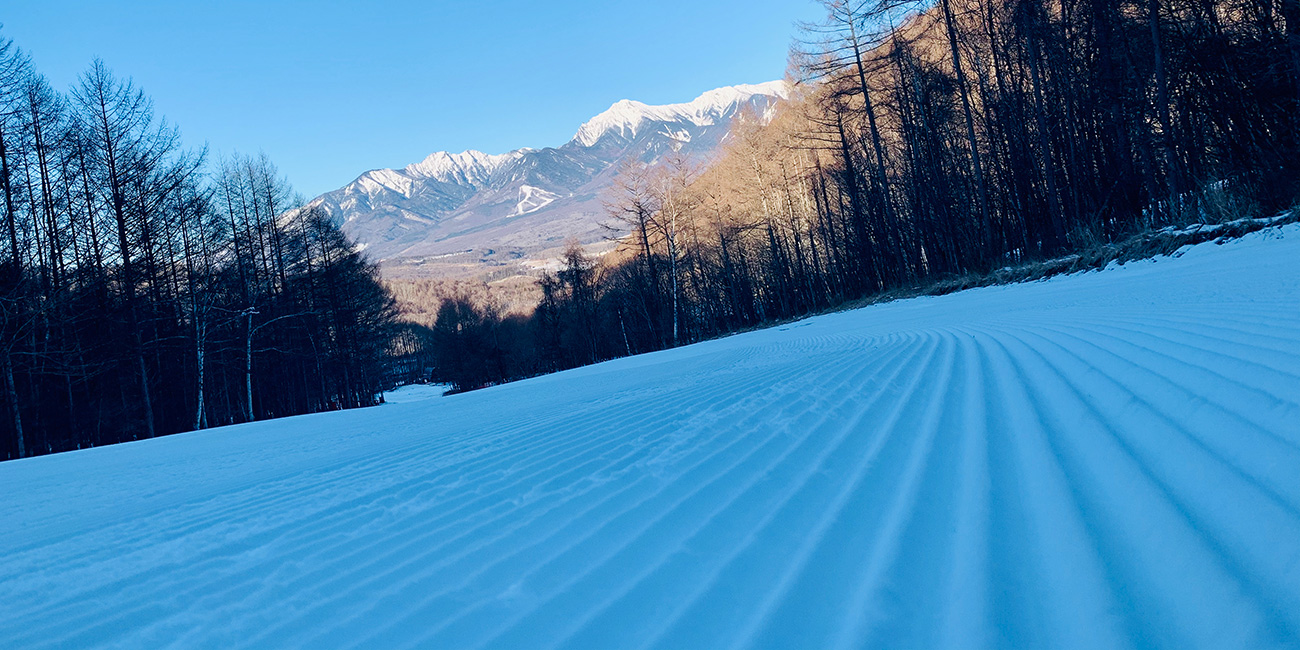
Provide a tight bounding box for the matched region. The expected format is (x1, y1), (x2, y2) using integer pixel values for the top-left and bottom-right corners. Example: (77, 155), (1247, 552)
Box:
(426, 0), (1300, 393)
(0, 34), (410, 460)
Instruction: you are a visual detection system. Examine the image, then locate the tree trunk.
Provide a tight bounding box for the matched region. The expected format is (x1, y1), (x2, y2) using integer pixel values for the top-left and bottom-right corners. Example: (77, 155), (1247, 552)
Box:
(1024, 2), (1066, 251)
(1285, 0), (1300, 101)
(847, 21), (895, 227)
(195, 321), (207, 430)
(669, 232), (679, 347)
(245, 311), (254, 421)
(3, 350), (22, 457)
(1148, 0), (1181, 221)
(941, 0), (993, 261)
(0, 124), (20, 275)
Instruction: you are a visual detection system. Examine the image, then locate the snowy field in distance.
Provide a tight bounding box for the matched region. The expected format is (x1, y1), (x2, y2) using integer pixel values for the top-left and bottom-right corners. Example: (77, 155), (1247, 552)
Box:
(1, 225), (1298, 649)
(381, 383), (449, 404)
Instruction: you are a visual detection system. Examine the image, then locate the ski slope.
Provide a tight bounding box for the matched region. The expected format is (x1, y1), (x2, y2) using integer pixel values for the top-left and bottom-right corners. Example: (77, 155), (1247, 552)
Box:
(2, 225), (1299, 650)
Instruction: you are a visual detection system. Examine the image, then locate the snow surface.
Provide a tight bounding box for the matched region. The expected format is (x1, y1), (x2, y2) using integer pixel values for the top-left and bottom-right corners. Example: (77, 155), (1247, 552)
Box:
(381, 384), (449, 404)
(512, 184), (562, 217)
(404, 150), (530, 187)
(571, 81), (789, 147)
(2, 226), (1299, 649)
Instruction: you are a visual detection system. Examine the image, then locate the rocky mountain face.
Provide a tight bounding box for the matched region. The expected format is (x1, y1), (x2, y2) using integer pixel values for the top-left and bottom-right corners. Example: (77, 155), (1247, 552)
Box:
(307, 81), (788, 278)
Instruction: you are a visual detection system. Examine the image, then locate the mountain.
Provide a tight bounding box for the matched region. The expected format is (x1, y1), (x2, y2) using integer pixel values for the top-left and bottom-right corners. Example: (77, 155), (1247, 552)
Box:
(307, 81), (789, 277)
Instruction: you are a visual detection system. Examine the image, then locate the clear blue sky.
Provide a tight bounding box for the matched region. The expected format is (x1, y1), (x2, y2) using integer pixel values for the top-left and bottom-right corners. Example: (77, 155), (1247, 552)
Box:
(3, 0), (821, 197)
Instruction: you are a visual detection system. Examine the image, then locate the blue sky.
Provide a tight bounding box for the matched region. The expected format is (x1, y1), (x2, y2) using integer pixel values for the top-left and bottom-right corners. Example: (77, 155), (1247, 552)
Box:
(3, 0), (820, 197)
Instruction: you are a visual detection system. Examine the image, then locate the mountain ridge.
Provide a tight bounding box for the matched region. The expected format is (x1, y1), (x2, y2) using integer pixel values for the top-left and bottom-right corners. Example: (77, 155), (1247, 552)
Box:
(308, 81), (789, 277)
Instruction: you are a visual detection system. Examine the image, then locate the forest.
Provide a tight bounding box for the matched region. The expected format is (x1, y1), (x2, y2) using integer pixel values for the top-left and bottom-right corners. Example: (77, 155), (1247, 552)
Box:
(0, 36), (403, 459)
(428, 0), (1300, 392)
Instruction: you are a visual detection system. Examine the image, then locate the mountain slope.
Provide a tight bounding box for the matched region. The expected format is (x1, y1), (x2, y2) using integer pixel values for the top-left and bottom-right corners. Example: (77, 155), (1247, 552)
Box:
(2, 225), (1298, 648)
(308, 82), (788, 276)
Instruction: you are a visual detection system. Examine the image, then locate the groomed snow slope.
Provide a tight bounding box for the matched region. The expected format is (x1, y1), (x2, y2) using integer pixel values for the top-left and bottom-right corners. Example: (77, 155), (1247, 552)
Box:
(2, 226), (1299, 650)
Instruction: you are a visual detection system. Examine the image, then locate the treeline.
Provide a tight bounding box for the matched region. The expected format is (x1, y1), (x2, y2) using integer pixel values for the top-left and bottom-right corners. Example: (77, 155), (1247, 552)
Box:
(429, 0), (1300, 391)
(1, 34), (401, 459)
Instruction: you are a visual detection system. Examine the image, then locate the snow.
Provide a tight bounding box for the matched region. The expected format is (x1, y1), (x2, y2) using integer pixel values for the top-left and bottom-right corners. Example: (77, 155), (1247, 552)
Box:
(2, 225), (1299, 649)
(328, 81), (789, 207)
(571, 81), (788, 147)
(511, 184), (561, 217)
(404, 150), (530, 187)
(382, 384), (448, 404)
(328, 150), (532, 206)
(354, 167), (416, 198)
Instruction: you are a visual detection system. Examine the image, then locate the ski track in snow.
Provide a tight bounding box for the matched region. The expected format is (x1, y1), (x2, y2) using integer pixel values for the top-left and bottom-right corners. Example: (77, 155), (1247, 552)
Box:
(2, 226), (1299, 649)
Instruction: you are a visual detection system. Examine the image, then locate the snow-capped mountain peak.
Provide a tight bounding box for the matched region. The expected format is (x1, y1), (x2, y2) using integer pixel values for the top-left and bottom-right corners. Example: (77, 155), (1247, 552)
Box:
(403, 149), (531, 186)
(311, 80), (790, 272)
(572, 81), (788, 148)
